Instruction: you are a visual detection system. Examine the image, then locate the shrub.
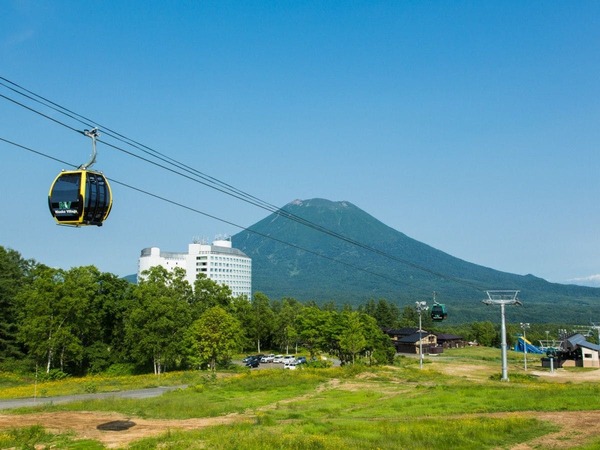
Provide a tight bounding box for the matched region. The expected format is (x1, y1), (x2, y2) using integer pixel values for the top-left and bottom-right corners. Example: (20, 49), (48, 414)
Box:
(305, 359), (333, 369)
(104, 363), (137, 376)
(37, 369), (70, 382)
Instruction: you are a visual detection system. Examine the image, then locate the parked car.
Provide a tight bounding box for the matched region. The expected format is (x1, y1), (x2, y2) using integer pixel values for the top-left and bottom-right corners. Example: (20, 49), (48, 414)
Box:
(282, 355), (295, 364)
(245, 358), (260, 368)
(261, 354), (275, 363)
(284, 361), (298, 370)
(273, 354), (284, 363)
(296, 356), (307, 364)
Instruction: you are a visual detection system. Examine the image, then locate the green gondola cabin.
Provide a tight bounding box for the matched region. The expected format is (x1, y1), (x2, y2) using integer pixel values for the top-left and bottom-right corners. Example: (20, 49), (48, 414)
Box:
(431, 304), (447, 321)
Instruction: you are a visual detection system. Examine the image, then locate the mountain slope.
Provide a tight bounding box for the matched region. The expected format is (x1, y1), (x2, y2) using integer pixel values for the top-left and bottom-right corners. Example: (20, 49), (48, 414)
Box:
(232, 198), (600, 323)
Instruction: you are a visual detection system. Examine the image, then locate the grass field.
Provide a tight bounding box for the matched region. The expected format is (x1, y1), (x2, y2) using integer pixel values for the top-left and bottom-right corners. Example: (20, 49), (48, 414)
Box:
(1, 347), (599, 449)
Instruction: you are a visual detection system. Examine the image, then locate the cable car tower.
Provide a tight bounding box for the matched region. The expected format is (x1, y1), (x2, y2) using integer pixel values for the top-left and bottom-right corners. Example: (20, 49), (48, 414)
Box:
(482, 290), (522, 382)
(48, 128), (113, 226)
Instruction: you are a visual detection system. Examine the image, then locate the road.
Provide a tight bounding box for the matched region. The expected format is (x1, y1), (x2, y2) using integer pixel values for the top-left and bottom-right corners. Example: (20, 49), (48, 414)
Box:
(0, 385), (185, 410)
(0, 358), (340, 410)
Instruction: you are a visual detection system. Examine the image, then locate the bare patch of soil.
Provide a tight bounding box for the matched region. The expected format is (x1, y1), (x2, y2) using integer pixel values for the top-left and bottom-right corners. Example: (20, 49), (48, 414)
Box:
(435, 362), (497, 381)
(0, 411), (244, 448)
(530, 368), (600, 382)
(2, 408), (599, 449)
(507, 410), (600, 449)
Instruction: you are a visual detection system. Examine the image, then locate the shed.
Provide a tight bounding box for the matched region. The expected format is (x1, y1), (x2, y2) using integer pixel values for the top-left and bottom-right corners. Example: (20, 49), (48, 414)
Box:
(578, 341), (600, 368)
(384, 328), (419, 342)
(558, 333), (600, 368)
(435, 333), (466, 349)
(395, 331), (438, 355)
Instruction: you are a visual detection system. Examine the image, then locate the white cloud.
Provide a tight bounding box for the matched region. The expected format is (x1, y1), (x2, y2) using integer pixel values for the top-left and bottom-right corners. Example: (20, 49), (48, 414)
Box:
(567, 274), (600, 288)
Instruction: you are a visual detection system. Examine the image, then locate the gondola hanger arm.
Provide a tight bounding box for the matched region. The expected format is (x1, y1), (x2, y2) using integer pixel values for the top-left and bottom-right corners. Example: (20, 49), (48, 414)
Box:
(79, 127), (99, 170)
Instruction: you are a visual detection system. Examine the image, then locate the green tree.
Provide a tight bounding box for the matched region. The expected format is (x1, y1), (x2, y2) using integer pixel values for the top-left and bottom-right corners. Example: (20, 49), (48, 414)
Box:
(249, 292), (274, 353)
(229, 294), (253, 350)
(360, 313), (395, 365)
(192, 274), (233, 317)
(85, 272), (133, 372)
(187, 306), (242, 372)
(59, 266), (105, 373)
(16, 265), (96, 373)
(297, 306), (329, 359)
(361, 299), (401, 329)
(125, 266), (192, 374)
(339, 311), (366, 364)
(360, 299), (377, 318)
(470, 321), (498, 347)
(274, 298), (302, 354)
(320, 309), (344, 359)
(399, 304), (433, 330)
(399, 305), (418, 328)
(0, 246), (34, 361)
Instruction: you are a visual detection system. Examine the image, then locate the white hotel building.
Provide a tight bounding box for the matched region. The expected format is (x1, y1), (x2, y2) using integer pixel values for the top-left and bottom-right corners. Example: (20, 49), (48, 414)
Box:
(137, 239), (252, 298)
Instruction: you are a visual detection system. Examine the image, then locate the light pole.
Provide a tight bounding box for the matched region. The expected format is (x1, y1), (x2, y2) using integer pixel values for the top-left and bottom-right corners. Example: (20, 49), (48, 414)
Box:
(482, 290), (522, 382)
(520, 322), (530, 371)
(415, 301), (428, 369)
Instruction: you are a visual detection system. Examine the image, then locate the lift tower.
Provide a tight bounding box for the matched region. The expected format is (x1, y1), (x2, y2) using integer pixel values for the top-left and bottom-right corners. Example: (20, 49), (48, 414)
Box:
(482, 290), (522, 382)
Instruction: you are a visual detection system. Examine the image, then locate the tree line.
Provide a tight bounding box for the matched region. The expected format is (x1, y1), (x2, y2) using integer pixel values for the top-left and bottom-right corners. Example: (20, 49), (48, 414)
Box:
(1, 246), (396, 375)
(0, 246), (572, 376)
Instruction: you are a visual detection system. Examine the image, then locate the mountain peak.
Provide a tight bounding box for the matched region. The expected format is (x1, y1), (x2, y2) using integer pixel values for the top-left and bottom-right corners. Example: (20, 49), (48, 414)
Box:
(286, 198), (354, 209)
(232, 198), (600, 323)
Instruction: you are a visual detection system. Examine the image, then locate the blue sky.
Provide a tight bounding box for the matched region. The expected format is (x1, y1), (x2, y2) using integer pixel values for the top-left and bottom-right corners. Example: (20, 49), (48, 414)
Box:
(1, 1), (599, 287)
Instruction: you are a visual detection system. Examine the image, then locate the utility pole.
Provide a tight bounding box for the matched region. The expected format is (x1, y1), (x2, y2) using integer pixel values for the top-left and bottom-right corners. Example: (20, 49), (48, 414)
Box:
(520, 322), (530, 371)
(415, 301), (428, 369)
(482, 290), (522, 382)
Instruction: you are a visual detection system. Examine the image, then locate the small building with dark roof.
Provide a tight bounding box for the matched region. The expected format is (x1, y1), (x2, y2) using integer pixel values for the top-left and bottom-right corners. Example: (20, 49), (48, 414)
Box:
(395, 330), (438, 355)
(563, 334), (600, 368)
(436, 333), (466, 349)
(383, 328), (464, 354)
(544, 333), (600, 368)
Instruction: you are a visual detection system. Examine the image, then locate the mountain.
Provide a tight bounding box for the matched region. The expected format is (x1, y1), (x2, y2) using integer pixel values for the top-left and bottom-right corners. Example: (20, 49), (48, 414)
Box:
(232, 198), (600, 323)
(122, 274), (138, 284)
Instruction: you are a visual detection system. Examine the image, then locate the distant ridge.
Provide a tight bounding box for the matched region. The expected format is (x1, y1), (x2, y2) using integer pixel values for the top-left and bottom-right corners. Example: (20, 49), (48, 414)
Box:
(233, 198), (600, 323)
(122, 274), (137, 284)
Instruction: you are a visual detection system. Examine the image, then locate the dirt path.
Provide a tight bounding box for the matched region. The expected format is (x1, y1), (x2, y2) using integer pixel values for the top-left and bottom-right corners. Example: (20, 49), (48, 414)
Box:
(507, 410), (600, 449)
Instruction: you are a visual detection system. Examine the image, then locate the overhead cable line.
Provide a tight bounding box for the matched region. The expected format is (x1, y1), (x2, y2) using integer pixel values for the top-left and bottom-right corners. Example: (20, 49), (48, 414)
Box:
(0, 80), (484, 293)
(0, 78), (485, 293)
(0, 76), (277, 210)
(0, 135), (438, 294)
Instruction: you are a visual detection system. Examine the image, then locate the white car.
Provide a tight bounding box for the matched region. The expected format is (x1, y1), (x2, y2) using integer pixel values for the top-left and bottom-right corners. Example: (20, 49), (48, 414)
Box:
(261, 354), (275, 363)
(273, 354), (284, 363)
(282, 355), (296, 364)
(284, 361), (298, 370)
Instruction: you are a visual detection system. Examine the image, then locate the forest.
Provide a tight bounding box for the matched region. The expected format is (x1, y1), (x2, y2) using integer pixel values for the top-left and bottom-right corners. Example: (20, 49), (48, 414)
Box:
(0, 245), (576, 377)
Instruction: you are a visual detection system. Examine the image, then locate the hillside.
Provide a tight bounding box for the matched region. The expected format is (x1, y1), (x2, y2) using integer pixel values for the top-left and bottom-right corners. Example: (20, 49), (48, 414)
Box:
(233, 198), (600, 323)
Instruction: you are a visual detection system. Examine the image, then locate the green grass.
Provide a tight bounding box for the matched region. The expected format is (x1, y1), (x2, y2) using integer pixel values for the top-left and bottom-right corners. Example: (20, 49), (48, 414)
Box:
(0, 425), (104, 449)
(128, 416), (553, 450)
(2, 349), (600, 449)
(0, 369), (234, 399)
(23, 369), (331, 419)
